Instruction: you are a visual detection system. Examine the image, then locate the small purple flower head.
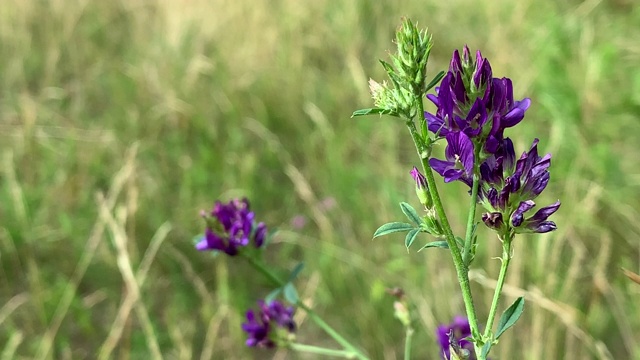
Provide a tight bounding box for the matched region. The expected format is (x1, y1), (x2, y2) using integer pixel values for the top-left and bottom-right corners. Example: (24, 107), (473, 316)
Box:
(195, 198), (267, 255)
(429, 132), (474, 185)
(479, 139), (560, 234)
(436, 316), (475, 359)
(242, 300), (296, 348)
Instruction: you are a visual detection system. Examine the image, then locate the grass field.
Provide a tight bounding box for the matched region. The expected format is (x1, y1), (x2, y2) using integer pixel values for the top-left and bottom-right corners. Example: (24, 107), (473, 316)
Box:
(1, 0), (639, 359)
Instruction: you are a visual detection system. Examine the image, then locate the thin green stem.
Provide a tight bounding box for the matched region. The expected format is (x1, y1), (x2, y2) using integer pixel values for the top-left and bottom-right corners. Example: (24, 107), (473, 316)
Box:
(419, 154), (481, 358)
(241, 253), (369, 360)
(483, 235), (512, 341)
(301, 306), (368, 360)
(462, 174), (480, 265)
(406, 97), (482, 359)
(242, 252), (283, 286)
(404, 326), (414, 360)
(289, 343), (359, 358)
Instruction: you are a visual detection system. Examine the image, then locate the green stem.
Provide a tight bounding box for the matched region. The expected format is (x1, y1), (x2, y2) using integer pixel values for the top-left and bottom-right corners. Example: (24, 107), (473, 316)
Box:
(302, 307), (368, 360)
(404, 326), (414, 360)
(289, 343), (360, 358)
(420, 154), (482, 358)
(462, 174), (480, 265)
(242, 252), (283, 286)
(242, 253), (369, 360)
(483, 235), (512, 341)
(408, 97), (483, 359)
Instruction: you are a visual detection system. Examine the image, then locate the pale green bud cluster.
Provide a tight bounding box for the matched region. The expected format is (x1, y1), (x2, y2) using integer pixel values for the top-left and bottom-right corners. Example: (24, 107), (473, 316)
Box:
(392, 18), (433, 96)
(368, 18), (434, 120)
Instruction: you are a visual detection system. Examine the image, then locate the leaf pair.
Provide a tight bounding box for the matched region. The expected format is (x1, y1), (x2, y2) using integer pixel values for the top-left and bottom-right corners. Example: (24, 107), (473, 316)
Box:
(266, 262), (304, 304)
(373, 202), (447, 252)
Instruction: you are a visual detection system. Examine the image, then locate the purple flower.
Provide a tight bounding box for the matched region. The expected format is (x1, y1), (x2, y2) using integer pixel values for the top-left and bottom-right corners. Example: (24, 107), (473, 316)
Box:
(425, 46), (530, 155)
(479, 139), (560, 234)
(196, 198), (267, 255)
(436, 316), (475, 359)
(511, 200), (560, 233)
(429, 132), (474, 184)
(242, 300), (296, 348)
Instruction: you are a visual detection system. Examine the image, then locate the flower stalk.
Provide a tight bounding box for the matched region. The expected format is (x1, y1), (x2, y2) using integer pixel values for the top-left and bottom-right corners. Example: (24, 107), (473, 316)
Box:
(404, 325), (414, 360)
(289, 343), (361, 358)
(407, 107), (483, 359)
(483, 234), (513, 341)
(463, 172), (480, 266)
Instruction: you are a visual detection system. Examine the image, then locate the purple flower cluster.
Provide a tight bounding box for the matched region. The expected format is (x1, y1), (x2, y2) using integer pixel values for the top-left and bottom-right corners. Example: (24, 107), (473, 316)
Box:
(426, 46), (530, 159)
(242, 300), (297, 348)
(436, 316), (474, 359)
(480, 138), (560, 233)
(195, 198), (267, 255)
(426, 47), (559, 233)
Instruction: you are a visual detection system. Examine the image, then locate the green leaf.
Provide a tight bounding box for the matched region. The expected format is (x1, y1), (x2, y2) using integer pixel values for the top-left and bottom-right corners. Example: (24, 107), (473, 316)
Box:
(287, 262), (305, 282)
(351, 108), (395, 117)
(379, 59), (395, 77)
(417, 240), (449, 252)
(481, 341), (492, 358)
(400, 202), (423, 226)
(373, 222), (414, 238)
(284, 283), (299, 304)
(495, 297), (525, 339)
(265, 287), (282, 303)
(425, 70), (445, 91)
(405, 228), (420, 250)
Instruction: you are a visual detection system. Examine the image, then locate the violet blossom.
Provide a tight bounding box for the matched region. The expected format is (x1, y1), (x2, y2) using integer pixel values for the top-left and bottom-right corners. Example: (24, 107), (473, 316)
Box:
(196, 198), (267, 255)
(242, 300), (296, 348)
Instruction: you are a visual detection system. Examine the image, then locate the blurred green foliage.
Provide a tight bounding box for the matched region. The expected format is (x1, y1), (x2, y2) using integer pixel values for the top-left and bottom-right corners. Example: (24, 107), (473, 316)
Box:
(1, 0), (639, 359)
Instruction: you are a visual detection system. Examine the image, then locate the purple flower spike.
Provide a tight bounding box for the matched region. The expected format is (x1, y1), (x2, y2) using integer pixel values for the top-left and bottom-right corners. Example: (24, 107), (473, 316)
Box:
(478, 138), (560, 234)
(196, 198), (268, 255)
(436, 316), (475, 360)
(242, 300), (296, 348)
(429, 132), (474, 183)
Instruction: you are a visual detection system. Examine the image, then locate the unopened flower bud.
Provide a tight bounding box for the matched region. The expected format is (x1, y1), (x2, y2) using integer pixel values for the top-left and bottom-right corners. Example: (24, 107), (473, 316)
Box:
(393, 300), (411, 327)
(410, 166), (432, 208)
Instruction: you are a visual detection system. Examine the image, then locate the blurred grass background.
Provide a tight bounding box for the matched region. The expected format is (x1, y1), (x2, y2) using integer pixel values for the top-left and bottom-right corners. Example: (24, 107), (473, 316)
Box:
(1, 0), (639, 359)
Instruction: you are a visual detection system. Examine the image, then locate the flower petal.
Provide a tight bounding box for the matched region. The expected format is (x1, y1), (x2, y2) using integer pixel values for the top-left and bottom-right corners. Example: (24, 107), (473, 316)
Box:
(511, 200), (536, 227)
